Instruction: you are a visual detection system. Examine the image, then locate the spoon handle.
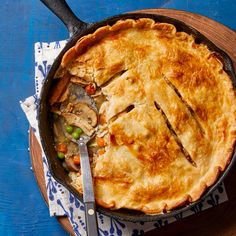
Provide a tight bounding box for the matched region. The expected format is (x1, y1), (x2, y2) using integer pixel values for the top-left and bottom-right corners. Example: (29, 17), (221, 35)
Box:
(84, 202), (99, 236)
(78, 140), (98, 236)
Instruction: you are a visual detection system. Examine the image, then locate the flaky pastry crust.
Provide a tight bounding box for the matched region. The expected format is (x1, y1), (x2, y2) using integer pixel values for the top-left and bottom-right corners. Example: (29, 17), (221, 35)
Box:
(59, 18), (236, 214)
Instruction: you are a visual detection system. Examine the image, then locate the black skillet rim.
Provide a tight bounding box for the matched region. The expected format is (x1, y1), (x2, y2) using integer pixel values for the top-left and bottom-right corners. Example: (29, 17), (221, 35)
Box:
(38, 12), (236, 222)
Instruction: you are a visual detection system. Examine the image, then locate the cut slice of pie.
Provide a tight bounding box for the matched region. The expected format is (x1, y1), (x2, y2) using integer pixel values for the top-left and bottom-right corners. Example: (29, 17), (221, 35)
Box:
(53, 18), (236, 214)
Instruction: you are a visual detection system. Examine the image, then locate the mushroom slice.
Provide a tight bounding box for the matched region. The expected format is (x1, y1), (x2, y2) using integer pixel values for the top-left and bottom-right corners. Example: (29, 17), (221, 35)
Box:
(64, 156), (80, 172)
(73, 103), (98, 127)
(62, 112), (95, 136)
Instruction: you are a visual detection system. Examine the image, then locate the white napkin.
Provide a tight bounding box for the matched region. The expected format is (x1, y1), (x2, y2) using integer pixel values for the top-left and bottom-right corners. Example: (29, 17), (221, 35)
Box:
(20, 40), (228, 236)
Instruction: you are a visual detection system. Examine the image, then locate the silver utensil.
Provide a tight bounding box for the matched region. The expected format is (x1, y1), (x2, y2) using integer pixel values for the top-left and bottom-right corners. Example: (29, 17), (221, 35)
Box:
(67, 83), (98, 236)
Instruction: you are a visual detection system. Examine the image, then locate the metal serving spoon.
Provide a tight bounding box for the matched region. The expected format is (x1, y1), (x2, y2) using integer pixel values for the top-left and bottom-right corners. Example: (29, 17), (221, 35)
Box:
(64, 83), (99, 236)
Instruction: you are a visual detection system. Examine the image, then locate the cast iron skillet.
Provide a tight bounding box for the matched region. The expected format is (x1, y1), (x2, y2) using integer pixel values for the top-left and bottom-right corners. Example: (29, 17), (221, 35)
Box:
(39, 0), (236, 222)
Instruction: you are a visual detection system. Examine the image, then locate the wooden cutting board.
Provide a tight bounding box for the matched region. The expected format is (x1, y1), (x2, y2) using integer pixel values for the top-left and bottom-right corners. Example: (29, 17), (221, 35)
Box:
(29, 9), (236, 236)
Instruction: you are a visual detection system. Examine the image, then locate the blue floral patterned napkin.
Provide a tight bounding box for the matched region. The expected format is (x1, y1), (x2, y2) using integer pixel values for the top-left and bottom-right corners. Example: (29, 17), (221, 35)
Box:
(20, 40), (228, 236)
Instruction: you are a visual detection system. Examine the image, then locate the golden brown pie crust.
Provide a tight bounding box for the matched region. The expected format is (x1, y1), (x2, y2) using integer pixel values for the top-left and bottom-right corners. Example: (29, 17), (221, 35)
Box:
(58, 18), (236, 214)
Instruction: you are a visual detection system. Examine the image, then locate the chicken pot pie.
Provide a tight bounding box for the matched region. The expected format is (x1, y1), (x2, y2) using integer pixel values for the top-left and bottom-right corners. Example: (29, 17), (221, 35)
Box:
(49, 18), (236, 214)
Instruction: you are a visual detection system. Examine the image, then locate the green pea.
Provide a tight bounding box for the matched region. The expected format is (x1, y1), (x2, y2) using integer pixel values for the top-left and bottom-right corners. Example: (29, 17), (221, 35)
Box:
(72, 131), (80, 140)
(57, 152), (65, 159)
(66, 125), (73, 134)
(75, 127), (83, 135)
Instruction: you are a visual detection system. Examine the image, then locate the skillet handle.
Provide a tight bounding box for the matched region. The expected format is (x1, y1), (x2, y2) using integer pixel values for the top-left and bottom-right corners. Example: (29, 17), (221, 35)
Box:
(40, 0), (87, 36)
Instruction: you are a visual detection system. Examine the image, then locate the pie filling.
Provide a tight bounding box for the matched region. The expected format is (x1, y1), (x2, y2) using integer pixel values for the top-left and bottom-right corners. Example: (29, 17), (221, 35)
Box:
(49, 18), (236, 214)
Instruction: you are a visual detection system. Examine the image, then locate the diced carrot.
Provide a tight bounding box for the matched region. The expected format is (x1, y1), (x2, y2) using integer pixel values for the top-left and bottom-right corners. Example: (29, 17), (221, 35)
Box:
(97, 137), (105, 147)
(73, 155), (81, 165)
(98, 149), (105, 155)
(57, 143), (68, 154)
(85, 83), (96, 95)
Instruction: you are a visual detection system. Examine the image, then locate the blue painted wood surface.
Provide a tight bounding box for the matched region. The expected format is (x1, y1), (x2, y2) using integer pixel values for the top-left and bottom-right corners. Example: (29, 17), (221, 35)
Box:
(0, 0), (235, 235)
